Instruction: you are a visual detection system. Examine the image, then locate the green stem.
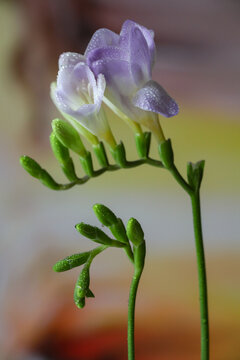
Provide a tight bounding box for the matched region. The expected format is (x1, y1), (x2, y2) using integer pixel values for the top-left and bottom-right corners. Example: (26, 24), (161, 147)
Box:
(169, 164), (193, 195)
(128, 242), (146, 360)
(191, 190), (209, 360)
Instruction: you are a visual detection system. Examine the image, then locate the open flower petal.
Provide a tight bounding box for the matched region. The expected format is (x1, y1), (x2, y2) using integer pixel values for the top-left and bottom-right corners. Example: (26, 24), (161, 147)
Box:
(132, 80), (179, 117)
(59, 52), (85, 68)
(85, 28), (119, 56)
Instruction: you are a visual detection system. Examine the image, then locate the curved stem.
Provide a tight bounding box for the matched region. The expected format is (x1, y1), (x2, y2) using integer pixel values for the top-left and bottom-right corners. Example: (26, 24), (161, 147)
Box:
(191, 190), (209, 360)
(128, 242), (146, 360)
(169, 164), (193, 195)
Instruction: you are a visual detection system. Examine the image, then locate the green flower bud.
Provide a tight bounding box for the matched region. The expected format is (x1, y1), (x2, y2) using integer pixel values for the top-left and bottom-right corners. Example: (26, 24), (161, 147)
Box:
(109, 218), (129, 244)
(93, 203), (118, 227)
(53, 251), (91, 272)
(111, 142), (127, 168)
(52, 119), (87, 157)
(50, 132), (78, 181)
(20, 156), (42, 178)
(50, 132), (70, 165)
(76, 223), (125, 248)
(158, 139), (174, 169)
(74, 265), (91, 309)
(127, 218), (144, 246)
(135, 132), (151, 158)
(93, 142), (109, 168)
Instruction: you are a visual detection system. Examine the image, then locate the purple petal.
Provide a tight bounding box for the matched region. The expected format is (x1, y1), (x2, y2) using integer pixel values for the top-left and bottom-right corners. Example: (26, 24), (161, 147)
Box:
(132, 80), (179, 117)
(85, 28), (119, 56)
(120, 20), (155, 67)
(59, 52), (85, 68)
(90, 57), (138, 95)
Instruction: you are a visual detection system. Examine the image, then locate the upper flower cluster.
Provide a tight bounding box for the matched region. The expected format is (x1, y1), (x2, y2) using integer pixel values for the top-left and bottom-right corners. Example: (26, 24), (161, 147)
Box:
(51, 20), (179, 148)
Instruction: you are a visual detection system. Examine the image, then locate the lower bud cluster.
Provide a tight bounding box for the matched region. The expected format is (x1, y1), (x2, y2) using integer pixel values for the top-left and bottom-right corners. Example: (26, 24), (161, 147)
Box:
(53, 203), (145, 309)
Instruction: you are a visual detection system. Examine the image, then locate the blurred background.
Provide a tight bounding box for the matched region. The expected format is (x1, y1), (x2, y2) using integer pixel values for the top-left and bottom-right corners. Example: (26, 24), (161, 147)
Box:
(0, 0), (240, 359)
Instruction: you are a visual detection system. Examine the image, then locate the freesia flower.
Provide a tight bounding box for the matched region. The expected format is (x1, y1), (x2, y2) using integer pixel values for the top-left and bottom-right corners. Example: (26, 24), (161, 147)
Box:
(51, 52), (116, 148)
(86, 20), (178, 141)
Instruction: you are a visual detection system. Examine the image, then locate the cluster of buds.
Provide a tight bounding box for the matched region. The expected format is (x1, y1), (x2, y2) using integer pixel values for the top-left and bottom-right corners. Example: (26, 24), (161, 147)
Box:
(53, 204), (146, 309)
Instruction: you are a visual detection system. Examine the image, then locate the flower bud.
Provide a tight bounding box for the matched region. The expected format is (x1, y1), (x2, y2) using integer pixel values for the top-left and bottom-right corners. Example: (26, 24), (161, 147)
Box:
(52, 119), (87, 157)
(127, 218), (144, 246)
(50, 132), (78, 181)
(53, 251), (91, 272)
(109, 218), (129, 244)
(20, 156), (42, 178)
(93, 204), (118, 226)
(75, 223), (125, 248)
(158, 139), (174, 169)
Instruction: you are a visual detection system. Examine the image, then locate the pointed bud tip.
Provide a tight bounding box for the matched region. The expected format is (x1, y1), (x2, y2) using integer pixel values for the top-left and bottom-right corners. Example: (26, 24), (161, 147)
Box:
(127, 218), (144, 246)
(75, 222), (96, 239)
(19, 156), (42, 178)
(93, 203), (118, 226)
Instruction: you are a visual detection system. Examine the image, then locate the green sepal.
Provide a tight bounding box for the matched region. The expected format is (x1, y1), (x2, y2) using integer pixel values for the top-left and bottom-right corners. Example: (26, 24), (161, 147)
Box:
(52, 119), (87, 157)
(135, 132), (151, 158)
(158, 139), (174, 169)
(93, 203), (118, 226)
(187, 160), (205, 190)
(80, 152), (94, 177)
(93, 142), (109, 167)
(53, 251), (91, 272)
(50, 132), (78, 181)
(111, 142), (127, 168)
(20, 156), (42, 178)
(127, 218), (144, 246)
(86, 288), (95, 298)
(75, 223), (125, 248)
(109, 218), (129, 244)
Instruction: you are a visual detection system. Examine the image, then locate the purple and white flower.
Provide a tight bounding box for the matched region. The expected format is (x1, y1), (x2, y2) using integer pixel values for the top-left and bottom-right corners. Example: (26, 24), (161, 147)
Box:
(85, 20), (178, 140)
(51, 52), (115, 146)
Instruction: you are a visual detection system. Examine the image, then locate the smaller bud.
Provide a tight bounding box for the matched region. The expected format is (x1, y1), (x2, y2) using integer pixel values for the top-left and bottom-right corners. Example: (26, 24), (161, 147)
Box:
(158, 139), (174, 169)
(80, 152), (94, 177)
(93, 203), (118, 227)
(74, 265), (90, 309)
(111, 142), (127, 168)
(109, 218), (129, 244)
(52, 119), (87, 157)
(53, 251), (91, 272)
(76, 223), (125, 248)
(127, 218), (144, 246)
(135, 132), (151, 159)
(50, 132), (78, 181)
(20, 156), (42, 178)
(93, 142), (109, 167)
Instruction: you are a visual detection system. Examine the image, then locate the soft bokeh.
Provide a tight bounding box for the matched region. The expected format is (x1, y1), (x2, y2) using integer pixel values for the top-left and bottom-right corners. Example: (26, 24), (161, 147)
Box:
(0, 1), (240, 359)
